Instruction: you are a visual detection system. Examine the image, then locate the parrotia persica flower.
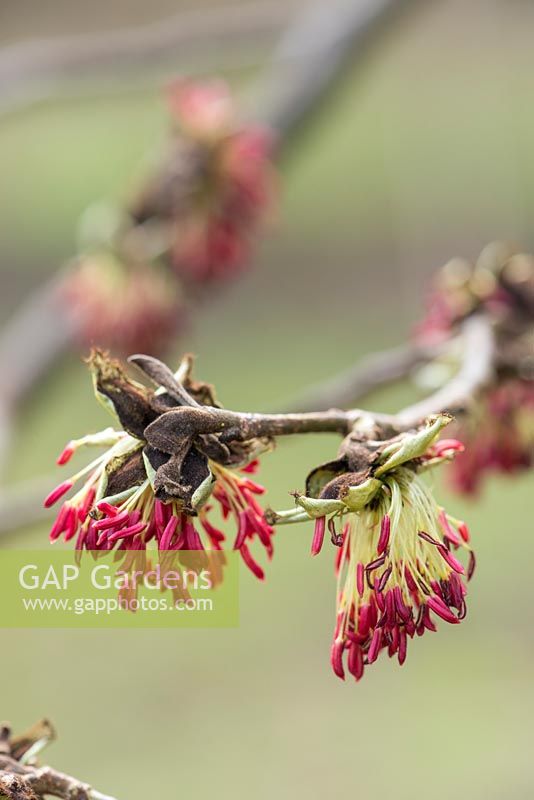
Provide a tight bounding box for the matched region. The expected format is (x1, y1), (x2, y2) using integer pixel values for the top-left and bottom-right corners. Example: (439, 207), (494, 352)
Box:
(45, 350), (274, 583)
(448, 378), (534, 495)
(415, 242), (534, 492)
(416, 241), (534, 344)
(270, 415), (474, 682)
(131, 78), (275, 283)
(62, 251), (183, 354)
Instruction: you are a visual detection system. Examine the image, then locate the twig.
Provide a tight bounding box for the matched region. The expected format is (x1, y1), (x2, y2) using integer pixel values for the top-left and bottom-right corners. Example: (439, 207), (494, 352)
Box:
(145, 406), (365, 446)
(0, 313), (496, 535)
(143, 315), (495, 452)
(283, 340), (442, 413)
(0, 755), (118, 800)
(395, 314), (495, 428)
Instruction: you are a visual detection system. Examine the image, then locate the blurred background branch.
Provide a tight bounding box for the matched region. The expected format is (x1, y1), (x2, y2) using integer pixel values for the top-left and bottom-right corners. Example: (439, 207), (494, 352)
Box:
(285, 339), (442, 412)
(0, 0), (300, 116)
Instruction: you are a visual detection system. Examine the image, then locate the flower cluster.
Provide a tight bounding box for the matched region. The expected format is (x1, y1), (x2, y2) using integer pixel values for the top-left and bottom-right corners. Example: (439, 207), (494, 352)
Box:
(448, 378), (534, 494)
(271, 415), (474, 681)
(45, 351), (274, 588)
(62, 252), (183, 354)
(132, 79), (274, 283)
(415, 241), (526, 344)
(416, 242), (534, 493)
(57, 80), (274, 355)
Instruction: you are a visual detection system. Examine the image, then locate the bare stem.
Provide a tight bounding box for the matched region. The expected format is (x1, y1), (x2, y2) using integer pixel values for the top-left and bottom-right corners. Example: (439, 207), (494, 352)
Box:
(0, 755), (118, 800)
(283, 340), (442, 413)
(144, 314), (495, 453)
(395, 314), (495, 428)
(0, 310), (495, 535)
(144, 407), (364, 454)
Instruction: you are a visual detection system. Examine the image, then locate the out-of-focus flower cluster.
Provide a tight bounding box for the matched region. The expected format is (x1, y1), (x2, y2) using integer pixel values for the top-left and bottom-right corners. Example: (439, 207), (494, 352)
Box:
(59, 79), (275, 354)
(132, 79), (275, 283)
(416, 242), (533, 344)
(448, 378), (534, 494)
(416, 242), (534, 494)
(270, 415), (474, 682)
(62, 252), (183, 355)
(45, 350), (275, 596)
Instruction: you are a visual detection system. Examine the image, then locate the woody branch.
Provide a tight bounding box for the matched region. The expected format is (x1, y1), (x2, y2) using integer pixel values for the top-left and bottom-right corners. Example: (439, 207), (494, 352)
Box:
(142, 313), (495, 450)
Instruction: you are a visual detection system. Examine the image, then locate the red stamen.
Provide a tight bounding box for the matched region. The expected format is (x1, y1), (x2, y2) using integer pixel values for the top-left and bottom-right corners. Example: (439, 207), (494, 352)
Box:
(367, 629), (383, 664)
(432, 439), (465, 457)
(155, 500), (170, 533)
(44, 480), (73, 508)
(234, 510), (249, 550)
(438, 510), (461, 546)
(241, 460), (259, 474)
(242, 479), (265, 495)
(426, 595), (459, 624)
(356, 562), (364, 596)
(240, 544), (264, 580)
(467, 551), (476, 581)
(160, 516), (179, 550)
(358, 604), (371, 636)
(93, 509), (130, 531)
(348, 643), (364, 681)
(330, 640), (345, 680)
(108, 522), (147, 544)
(49, 505), (69, 542)
(377, 565), (392, 593)
(458, 522), (470, 543)
(422, 607), (437, 632)
(377, 515), (391, 555)
(393, 587), (411, 622)
(418, 530), (441, 547)
(365, 555), (386, 573)
(398, 628), (407, 665)
(56, 444), (75, 466)
(311, 516), (326, 556)
(79, 487), (96, 521)
(374, 580), (386, 611)
(97, 501), (119, 516)
(385, 590), (396, 627)
(438, 546), (465, 575)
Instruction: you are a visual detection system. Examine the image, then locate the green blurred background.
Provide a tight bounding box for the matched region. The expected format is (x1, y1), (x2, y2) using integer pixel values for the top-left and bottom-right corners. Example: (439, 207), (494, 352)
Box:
(1, 1), (533, 798)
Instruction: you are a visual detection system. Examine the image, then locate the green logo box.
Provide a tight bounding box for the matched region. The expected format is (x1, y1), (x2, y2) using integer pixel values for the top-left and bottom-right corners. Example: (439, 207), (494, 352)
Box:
(0, 550), (239, 628)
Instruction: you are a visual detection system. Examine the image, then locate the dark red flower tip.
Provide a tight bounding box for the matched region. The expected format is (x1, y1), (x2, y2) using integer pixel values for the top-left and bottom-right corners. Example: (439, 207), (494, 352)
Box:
(44, 480), (73, 509)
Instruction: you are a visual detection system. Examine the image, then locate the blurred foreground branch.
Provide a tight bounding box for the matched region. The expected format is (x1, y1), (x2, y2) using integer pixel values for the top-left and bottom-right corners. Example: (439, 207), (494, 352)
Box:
(0, 721), (118, 800)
